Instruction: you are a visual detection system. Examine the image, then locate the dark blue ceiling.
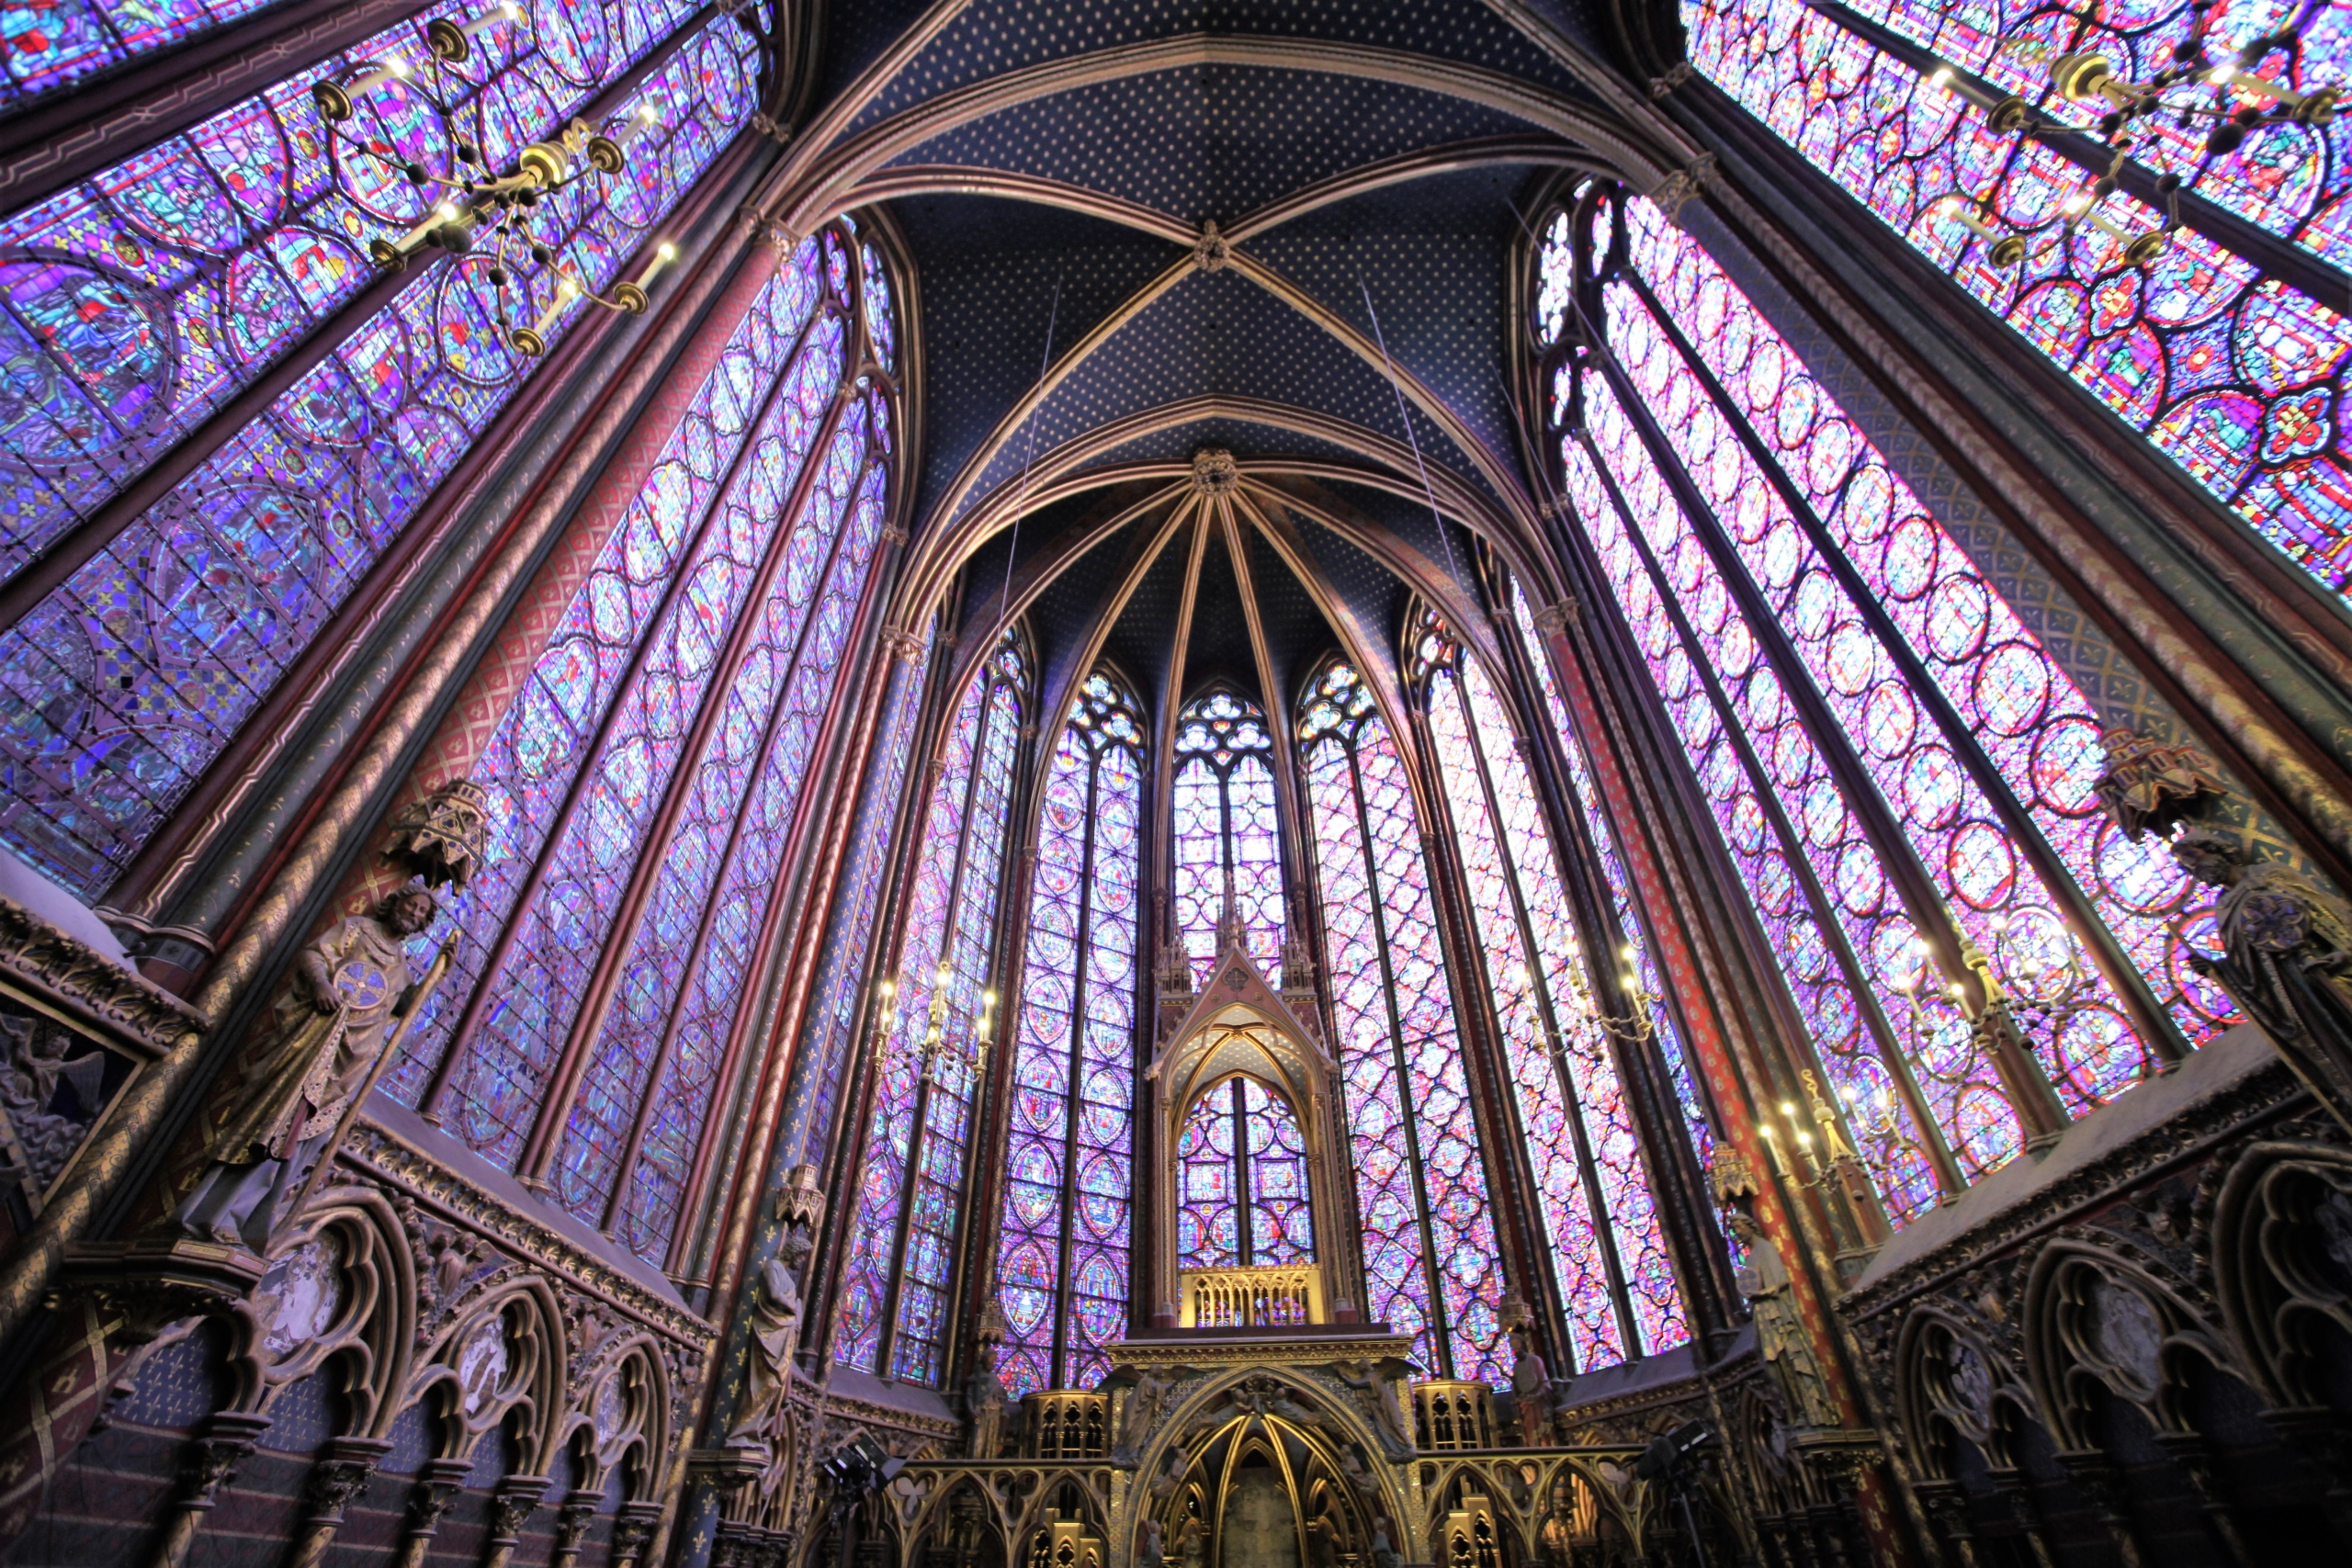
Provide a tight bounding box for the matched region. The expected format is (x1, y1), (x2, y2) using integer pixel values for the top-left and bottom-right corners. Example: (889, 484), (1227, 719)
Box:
(845, 0), (1594, 139)
(808, 0), (1630, 705)
(888, 67), (1537, 223)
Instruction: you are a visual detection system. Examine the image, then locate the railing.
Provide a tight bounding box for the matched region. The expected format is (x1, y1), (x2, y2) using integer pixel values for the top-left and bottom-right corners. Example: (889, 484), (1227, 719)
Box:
(1411, 1380), (1498, 1450)
(1176, 1263), (1325, 1327)
(1022, 1391), (1109, 1460)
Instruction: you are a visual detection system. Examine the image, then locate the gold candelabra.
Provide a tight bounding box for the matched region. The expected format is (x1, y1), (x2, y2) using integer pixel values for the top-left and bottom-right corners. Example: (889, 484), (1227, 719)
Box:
(1918, 13), (2338, 273)
(314, 4), (679, 368)
(872, 967), (997, 1087)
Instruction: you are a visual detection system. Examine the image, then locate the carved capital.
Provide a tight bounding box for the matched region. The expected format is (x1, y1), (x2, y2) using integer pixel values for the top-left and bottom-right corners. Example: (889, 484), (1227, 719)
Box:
(1530, 598), (1579, 634)
(1649, 62), (1695, 97)
(180, 1412), (273, 1509)
(1650, 154), (1719, 227)
(748, 111), (790, 145)
(401, 1459), (475, 1540)
(486, 1475), (551, 1544)
(610, 1501), (666, 1568)
(301, 1438), (393, 1524)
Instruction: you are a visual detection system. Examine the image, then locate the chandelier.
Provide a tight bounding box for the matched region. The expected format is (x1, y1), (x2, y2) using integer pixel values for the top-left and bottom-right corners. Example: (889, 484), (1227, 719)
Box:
(1924, 14), (2338, 271)
(313, 5), (678, 368)
(872, 971), (999, 1086)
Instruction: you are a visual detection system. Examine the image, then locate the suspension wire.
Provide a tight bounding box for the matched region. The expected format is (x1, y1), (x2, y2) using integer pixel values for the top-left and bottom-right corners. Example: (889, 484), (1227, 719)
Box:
(1355, 268), (1469, 620)
(999, 260), (1068, 630)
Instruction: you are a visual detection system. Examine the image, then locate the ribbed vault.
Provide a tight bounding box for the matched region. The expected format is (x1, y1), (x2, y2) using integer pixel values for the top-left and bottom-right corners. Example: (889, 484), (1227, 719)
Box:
(749, 0), (1690, 720)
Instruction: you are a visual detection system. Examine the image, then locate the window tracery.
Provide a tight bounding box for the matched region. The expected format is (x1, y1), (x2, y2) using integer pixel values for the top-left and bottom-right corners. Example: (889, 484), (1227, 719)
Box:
(1413, 615), (1690, 1368)
(839, 634), (1027, 1387)
(1174, 1074), (1314, 1270)
(0, 0), (757, 898)
(996, 668), (1145, 1398)
(1536, 182), (2229, 1225)
(1683, 0), (2351, 600)
(1170, 688), (1284, 983)
(1507, 579), (1718, 1180)
(1298, 659), (1510, 1382)
(369, 222), (892, 1267)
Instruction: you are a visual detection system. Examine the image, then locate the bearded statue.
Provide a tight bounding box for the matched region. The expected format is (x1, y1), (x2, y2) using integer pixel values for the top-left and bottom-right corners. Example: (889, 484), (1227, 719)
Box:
(171, 888), (437, 1247)
(2174, 828), (2352, 1132)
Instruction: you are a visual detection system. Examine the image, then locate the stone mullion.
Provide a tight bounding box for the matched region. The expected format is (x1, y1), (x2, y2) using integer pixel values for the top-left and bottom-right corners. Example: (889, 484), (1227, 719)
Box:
(946, 704), (1041, 1398)
(663, 525), (915, 1295)
(522, 401), (875, 1196)
(1570, 410), (1963, 1201)
(0, 5), (728, 641)
(1282, 721), (1359, 1315)
(1532, 465), (1890, 1431)
(1624, 265), (2188, 1070)
(1402, 697), (1569, 1373)
(604, 446), (904, 1240)
(1488, 597), (1742, 1349)
(0, 0), (430, 213)
(1449, 657), (1644, 1357)
(413, 309), (851, 1122)
(1666, 85), (2352, 886)
(1593, 337), (2075, 1145)
(1341, 735), (1456, 1371)
(803, 638), (956, 1370)
(97, 145), (769, 964)
(1048, 748), (1104, 1390)
(873, 670), (1001, 1380)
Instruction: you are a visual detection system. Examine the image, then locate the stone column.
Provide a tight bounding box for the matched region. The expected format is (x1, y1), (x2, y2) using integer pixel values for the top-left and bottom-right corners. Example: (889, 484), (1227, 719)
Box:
(285, 1437), (394, 1568)
(480, 1474), (550, 1568)
(148, 1410), (272, 1568)
(393, 1458), (475, 1568)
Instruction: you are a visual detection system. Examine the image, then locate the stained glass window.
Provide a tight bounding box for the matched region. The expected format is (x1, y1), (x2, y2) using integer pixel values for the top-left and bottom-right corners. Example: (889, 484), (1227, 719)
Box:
(0, 0), (756, 899)
(996, 669), (1144, 1398)
(1170, 688), (1285, 983)
(837, 636), (1028, 1386)
(363, 222), (894, 1267)
(790, 645), (932, 1191)
(1537, 184), (2228, 1225)
(1683, 0), (2352, 600)
(1414, 618), (1689, 1368)
(4, 0), (289, 106)
(1298, 659), (1509, 1383)
(1175, 1075), (1314, 1269)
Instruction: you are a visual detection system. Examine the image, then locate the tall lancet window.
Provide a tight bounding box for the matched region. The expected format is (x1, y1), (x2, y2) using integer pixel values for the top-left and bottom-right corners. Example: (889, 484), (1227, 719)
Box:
(1414, 617), (1689, 1369)
(0, 1), (760, 899)
(1299, 660), (1509, 1383)
(997, 669), (1146, 1397)
(1539, 185), (2232, 1226)
(1175, 1075), (1315, 1269)
(1682, 0), (2351, 603)
(838, 634), (1028, 1386)
(1507, 580), (1717, 1179)
(379, 223), (898, 1268)
(1170, 690), (1286, 982)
